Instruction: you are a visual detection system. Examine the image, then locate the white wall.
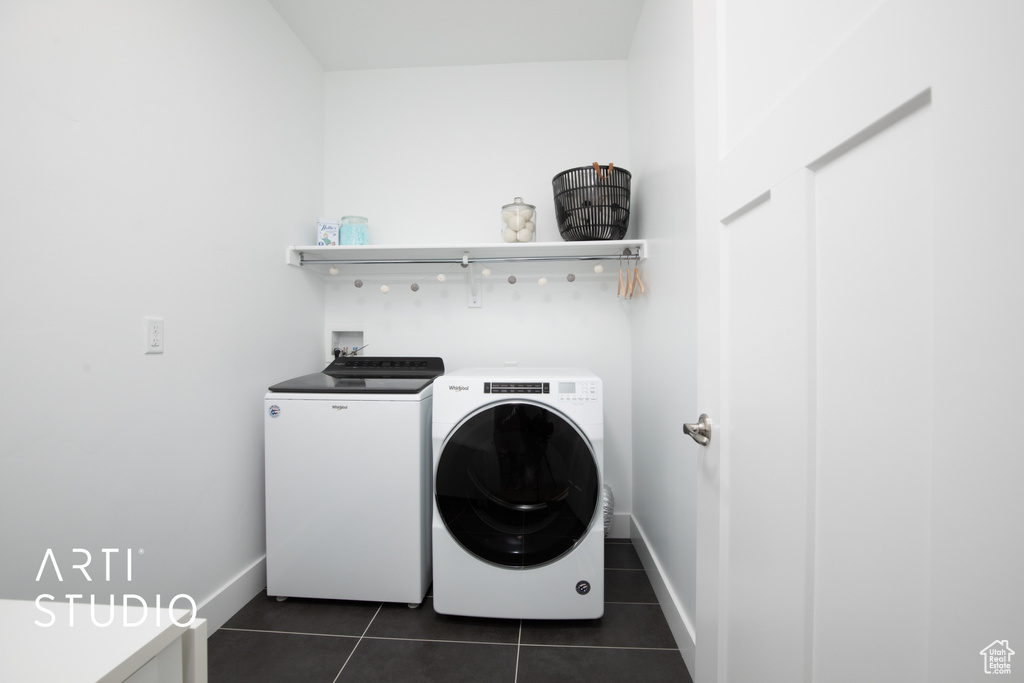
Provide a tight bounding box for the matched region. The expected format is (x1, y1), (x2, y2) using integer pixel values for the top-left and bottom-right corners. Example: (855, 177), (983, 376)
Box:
(626, 0), (699, 663)
(321, 62), (636, 520)
(324, 62), (630, 244)
(0, 0), (325, 630)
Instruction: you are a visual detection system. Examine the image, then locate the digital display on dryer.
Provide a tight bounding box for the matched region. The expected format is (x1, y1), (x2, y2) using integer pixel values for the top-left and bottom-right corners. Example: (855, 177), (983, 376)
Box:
(484, 382), (549, 394)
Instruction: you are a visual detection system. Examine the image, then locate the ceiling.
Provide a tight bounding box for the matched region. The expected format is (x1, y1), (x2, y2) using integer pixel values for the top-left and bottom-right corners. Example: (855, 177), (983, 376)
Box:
(266, 0), (646, 71)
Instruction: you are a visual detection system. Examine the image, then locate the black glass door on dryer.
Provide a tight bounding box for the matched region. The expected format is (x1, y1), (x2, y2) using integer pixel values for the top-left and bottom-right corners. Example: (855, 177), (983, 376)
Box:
(435, 401), (600, 569)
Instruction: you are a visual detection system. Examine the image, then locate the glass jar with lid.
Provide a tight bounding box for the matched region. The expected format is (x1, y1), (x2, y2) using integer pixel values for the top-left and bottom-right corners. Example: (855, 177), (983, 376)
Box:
(500, 198), (536, 242)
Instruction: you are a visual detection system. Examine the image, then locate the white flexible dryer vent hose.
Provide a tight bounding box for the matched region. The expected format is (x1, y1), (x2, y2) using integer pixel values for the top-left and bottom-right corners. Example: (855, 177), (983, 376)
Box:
(602, 484), (614, 537)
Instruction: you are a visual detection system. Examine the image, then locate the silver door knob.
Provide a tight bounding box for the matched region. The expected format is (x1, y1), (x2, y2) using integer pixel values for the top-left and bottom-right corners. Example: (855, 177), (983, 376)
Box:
(684, 414), (712, 446)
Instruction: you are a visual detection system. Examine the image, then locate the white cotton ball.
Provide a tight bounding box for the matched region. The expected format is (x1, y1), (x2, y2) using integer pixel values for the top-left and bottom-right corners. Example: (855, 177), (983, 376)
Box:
(517, 228), (534, 242)
(506, 214), (525, 231)
(524, 220), (535, 232)
(502, 227), (518, 242)
(501, 209), (515, 222)
(437, 273), (446, 282)
(594, 264), (604, 274)
(329, 266), (339, 275)
(520, 208), (534, 221)
(380, 285), (390, 294)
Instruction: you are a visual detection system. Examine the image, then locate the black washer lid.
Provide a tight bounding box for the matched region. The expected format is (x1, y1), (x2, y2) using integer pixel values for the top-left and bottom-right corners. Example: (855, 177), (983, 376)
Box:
(267, 356), (445, 394)
(323, 356), (445, 379)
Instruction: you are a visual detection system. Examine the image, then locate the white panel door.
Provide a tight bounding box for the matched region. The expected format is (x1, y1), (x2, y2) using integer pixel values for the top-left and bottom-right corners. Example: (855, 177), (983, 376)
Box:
(693, 1), (1024, 682)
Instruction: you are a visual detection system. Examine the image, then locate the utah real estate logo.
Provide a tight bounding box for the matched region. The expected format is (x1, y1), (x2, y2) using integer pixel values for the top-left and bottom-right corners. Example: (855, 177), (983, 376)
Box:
(979, 640), (1014, 675)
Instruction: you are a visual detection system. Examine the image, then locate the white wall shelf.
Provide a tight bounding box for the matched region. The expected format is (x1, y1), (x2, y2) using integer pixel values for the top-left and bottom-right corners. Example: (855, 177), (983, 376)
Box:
(286, 240), (647, 271)
(290, 240), (648, 308)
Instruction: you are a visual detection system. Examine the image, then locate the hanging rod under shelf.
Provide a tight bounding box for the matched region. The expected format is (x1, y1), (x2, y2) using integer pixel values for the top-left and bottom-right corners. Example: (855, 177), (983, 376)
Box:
(298, 250), (639, 267)
(287, 241), (646, 268)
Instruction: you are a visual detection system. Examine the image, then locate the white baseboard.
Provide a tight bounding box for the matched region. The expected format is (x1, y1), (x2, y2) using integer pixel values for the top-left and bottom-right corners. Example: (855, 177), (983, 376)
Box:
(630, 516), (696, 676)
(195, 556), (266, 633)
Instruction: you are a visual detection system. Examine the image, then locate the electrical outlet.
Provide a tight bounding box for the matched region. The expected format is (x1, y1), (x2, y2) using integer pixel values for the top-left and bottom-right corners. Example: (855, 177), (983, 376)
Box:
(144, 317), (164, 354)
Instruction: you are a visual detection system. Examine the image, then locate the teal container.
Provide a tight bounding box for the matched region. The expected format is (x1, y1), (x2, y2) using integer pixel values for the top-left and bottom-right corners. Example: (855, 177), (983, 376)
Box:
(340, 216), (369, 245)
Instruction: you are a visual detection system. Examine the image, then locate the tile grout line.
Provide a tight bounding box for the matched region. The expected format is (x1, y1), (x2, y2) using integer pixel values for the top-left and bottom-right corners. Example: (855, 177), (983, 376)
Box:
(518, 642), (681, 652)
(218, 627), (360, 638)
(356, 635), (517, 647)
(217, 627), (678, 653)
(332, 602), (383, 683)
(513, 620), (523, 682)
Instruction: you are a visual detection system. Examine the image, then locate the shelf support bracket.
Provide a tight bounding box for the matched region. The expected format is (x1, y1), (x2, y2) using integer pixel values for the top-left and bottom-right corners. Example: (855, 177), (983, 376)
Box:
(464, 252), (482, 308)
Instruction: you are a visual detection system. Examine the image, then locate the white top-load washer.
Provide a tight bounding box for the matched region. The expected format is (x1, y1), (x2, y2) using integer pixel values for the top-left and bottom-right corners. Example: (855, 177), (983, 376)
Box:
(432, 367), (604, 619)
(264, 357), (444, 604)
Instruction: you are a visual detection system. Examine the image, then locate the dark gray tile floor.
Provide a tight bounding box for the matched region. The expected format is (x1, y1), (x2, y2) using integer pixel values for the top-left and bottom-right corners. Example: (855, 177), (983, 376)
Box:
(208, 539), (692, 682)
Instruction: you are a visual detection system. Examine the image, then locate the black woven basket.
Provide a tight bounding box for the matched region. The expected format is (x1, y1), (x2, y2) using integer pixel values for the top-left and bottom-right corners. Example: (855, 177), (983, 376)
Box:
(552, 165), (631, 241)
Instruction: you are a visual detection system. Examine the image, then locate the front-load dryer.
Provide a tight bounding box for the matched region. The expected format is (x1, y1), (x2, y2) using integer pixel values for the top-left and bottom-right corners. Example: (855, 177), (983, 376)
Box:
(432, 368), (603, 619)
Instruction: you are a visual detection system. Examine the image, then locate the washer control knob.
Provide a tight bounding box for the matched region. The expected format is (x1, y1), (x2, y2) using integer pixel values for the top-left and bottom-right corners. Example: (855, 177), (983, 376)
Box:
(576, 580), (591, 595)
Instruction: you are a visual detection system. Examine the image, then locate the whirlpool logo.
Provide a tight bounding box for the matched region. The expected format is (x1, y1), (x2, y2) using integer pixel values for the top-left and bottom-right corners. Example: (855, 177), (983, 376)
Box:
(448, 385), (470, 392)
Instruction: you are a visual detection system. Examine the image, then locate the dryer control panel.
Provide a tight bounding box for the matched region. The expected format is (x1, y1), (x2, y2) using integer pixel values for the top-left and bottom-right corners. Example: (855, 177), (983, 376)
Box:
(556, 380), (599, 404)
(484, 382), (549, 394)
(481, 380), (599, 404)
